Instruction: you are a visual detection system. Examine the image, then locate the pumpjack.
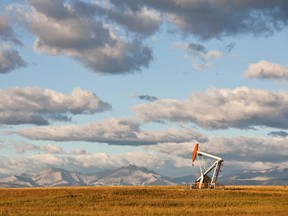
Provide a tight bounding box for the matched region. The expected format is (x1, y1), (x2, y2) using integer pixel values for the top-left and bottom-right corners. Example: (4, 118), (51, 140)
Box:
(192, 143), (223, 189)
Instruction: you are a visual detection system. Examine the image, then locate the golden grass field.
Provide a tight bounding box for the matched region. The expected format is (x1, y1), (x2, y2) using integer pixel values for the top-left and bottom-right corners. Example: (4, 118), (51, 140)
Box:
(0, 186), (288, 215)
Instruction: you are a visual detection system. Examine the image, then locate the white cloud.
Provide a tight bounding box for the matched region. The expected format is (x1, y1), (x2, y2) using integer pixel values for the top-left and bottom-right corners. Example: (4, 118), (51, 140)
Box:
(1, 143), (288, 178)
(144, 136), (288, 163)
(14, 0), (153, 74)
(0, 151), (192, 177)
(226, 160), (288, 173)
(239, 176), (274, 181)
(109, 7), (162, 36)
(134, 86), (288, 130)
(0, 45), (27, 73)
(14, 142), (64, 154)
(0, 13), (25, 74)
(244, 60), (288, 81)
(9, 118), (208, 145)
(0, 15), (21, 45)
(0, 87), (111, 125)
(4, 0), (287, 74)
(141, 135), (288, 179)
(205, 50), (223, 59)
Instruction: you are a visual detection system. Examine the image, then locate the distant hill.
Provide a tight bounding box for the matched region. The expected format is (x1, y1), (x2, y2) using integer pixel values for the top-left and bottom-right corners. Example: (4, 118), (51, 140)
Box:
(0, 165), (176, 188)
(0, 165), (287, 188)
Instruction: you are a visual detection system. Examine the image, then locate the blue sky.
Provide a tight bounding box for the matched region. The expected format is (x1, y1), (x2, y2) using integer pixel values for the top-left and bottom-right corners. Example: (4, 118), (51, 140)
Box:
(0, 0), (288, 181)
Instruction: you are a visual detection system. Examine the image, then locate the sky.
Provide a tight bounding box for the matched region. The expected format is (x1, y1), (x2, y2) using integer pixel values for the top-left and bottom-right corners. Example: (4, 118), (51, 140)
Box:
(0, 0), (288, 181)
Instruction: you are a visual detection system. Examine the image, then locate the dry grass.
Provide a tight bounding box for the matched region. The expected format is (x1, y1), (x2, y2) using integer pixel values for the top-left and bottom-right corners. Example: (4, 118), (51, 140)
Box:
(0, 186), (288, 215)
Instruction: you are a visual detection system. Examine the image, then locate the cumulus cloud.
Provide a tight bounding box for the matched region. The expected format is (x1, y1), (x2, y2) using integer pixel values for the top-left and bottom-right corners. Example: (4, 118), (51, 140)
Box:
(0, 14), (26, 74)
(4, 0), (287, 74)
(110, 0), (288, 39)
(1, 137), (288, 177)
(109, 7), (162, 36)
(244, 61), (288, 81)
(0, 45), (27, 73)
(14, 142), (64, 154)
(143, 135), (288, 179)
(0, 15), (21, 45)
(9, 118), (208, 145)
(144, 136), (288, 163)
(0, 87), (111, 125)
(14, 0), (153, 74)
(224, 160), (288, 177)
(0, 151), (193, 176)
(134, 87), (288, 130)
(173, 42), (223, 70)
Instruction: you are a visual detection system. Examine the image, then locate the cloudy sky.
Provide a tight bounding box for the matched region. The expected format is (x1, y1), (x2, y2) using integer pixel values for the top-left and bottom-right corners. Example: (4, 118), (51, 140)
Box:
(0, 0), (288, 181)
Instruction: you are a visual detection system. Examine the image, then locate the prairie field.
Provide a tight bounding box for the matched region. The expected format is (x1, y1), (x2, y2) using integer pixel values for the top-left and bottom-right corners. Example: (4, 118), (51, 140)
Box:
(0, 186), (288, 216)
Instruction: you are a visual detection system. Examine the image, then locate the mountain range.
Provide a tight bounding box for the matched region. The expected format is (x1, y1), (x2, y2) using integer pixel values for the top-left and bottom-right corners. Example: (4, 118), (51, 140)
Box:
(0, 165), (287, 188)
(0, 165), (177, 188)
